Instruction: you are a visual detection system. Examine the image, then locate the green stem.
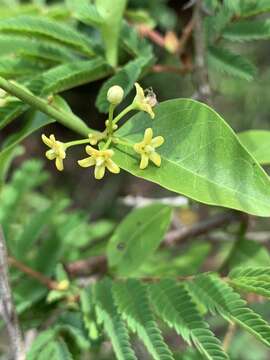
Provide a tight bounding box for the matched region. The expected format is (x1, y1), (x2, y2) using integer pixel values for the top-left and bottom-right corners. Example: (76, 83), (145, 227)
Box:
(0, 76), (97, 137)
(102, 137), (112, 150)
(112, 137), (133, 148)
(107, 104), (115, 136)
(112, 104), (134, 125)
(65, 138), (90, 148)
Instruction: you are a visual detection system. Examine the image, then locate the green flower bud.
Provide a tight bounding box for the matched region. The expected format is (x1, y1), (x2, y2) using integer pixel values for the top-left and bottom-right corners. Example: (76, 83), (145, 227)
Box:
(107, 85), (124, 105)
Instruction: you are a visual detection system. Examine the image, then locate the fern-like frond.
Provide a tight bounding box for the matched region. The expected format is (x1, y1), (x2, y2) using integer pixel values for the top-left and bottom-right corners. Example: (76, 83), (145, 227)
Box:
(149, 279), (229, 360)
(113, 279), (174, 360)
(0, 56), (46, 78)
(94, 279), (138, 360)
(96, 56), (152, 113)
(229, 267), (270, 298)
(0, 16), (94, 57)
(187, 274), (270, 348)
(208, 46), (256, 81)
(32, 58), (112, 96)
(223, 19), (270, 41)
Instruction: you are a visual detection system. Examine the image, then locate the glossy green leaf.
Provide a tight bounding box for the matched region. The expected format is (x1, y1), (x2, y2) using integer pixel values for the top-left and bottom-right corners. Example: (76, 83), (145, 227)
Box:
(96, 0), (127, 66)
(238, 130), (270, 165)
(107, 204), (172, 276)
(113, 99), (270, 216)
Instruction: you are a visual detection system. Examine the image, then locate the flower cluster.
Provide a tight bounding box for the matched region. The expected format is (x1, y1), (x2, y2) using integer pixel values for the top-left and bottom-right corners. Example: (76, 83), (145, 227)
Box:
(41, 82), (164, 180)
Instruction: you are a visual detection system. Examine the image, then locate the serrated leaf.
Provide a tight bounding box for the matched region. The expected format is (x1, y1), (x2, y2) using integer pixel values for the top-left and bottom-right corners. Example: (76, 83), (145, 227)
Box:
(0, 15), (94, 56)
(208, 46), (256, 81)
(188, 274), (270, 348)
(0, 35), (77, 63)
(94, 279), (138, 360)
(33, 58), (112, 95)
(107, 204), (172, 276)
(238, 130), (270, 165)
(96, 0), (127, 66)
(96, 56), (152, 113)
(223, 19), (270, 41)
(149, 279), (229, 360)
(113, 279), (174, 360)
(229, 267), (270, 298)
(113, 99), (270, 217)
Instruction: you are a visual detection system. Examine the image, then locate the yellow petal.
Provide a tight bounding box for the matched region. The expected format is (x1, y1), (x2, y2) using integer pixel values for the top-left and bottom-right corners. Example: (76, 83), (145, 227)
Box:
(140, 154), (149, 169)
(86, 145), (98, 157)
(49, 134), (56, 142)
(151, 136), (164, 148)
(134, 82), (145, 102)
(78, 157), (95, 168)
(106, 159), (120, 174)
(133, 143), (143, 154)
(149, 152), (161, 167)
(55, 157), (64, 171)
(94, 164), (105, 179)
(144, 128), (153, 144)
(144, 104), (155, 119)
(46, 149), (56, 160)
(42, 134), (53, 147)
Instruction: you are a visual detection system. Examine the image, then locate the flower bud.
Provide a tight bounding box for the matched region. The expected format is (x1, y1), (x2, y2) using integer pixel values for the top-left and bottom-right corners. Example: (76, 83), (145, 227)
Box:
(107, 85), (124, 105)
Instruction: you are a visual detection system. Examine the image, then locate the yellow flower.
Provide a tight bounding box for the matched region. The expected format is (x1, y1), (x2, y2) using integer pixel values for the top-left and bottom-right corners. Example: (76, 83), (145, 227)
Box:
(132, 82), (156, 119)
(133, 128), (164, 169)
(41, 134), (66, 171)
(78, 146), (120, 180)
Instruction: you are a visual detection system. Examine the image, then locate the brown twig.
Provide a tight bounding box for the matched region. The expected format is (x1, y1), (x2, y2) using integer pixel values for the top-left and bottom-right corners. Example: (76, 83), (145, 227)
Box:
(66, 211), (243, 277)
(192, 0), (213, 105)
(151, 64), (192, 75)
(223, 323), (236, 352)
(8, 256), (59, 290)
(0, 226), (25, 360)
(178, 17), (196, 55)
(137, 25), (166, 48)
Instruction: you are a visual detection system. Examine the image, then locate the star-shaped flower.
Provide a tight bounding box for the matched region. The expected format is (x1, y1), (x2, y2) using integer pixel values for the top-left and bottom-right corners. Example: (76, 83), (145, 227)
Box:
(133, 128), (164, 169)
(41, 134), (66, 171)
(78, 146), (120, 179)
(132, 83), (157, 119)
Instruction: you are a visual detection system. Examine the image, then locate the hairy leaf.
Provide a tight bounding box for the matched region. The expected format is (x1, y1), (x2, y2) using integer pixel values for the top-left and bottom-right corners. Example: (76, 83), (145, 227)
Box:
(238, 130), (270, 165)
(208, 46), (256, 81)
(94, 279), (138, 360)
(113, 99), (270, 216)
(0, 15), (94, 56)
(188, 274), (270, 347)
(149, 279), (229, 360)
(113, 279), (174, 360)
(107, 204), (172, 276)
(223, 19), (270, 41)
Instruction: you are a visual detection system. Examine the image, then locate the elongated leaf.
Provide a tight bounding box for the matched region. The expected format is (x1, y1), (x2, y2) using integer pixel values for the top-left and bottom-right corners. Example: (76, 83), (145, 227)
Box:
(208, 46), (256, 81)
(34, 58), (112, 95)
(94, 279), (138, 360)
(96, 0), (127, 66)
(0, 15), (94, 56)
(0, 56), (47, 78)
(149, 279), (229, 360)
(223, 19), (270, 41)
(238, 130), (270, 165)
(240, 0), (270, 17)
(229, 267), (270, 298)
(0, 35), (77, 63)
(113, 99), (270, 217)
(188, 274), (270, 347)
(96, 56), (152, 113)
(0, 100), (28, 130)
(107, 204), (172, 276)
(27, 329), (56, 359)
(66, 0), (103, 26)
(113, 279), (174, 360)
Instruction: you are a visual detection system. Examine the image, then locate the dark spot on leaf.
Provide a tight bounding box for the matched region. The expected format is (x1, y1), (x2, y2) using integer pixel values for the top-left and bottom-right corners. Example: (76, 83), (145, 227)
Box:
(117, 243), (125, 251)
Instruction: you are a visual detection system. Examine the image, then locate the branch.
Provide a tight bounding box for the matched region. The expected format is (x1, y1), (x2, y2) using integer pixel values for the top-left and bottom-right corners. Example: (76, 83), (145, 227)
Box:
(66, 211), (244, 277)
(192, 0), (213, 105)
(8, 256), (59, 290)
(0, 226), (25, 360)
(0, 76), (92, 137)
